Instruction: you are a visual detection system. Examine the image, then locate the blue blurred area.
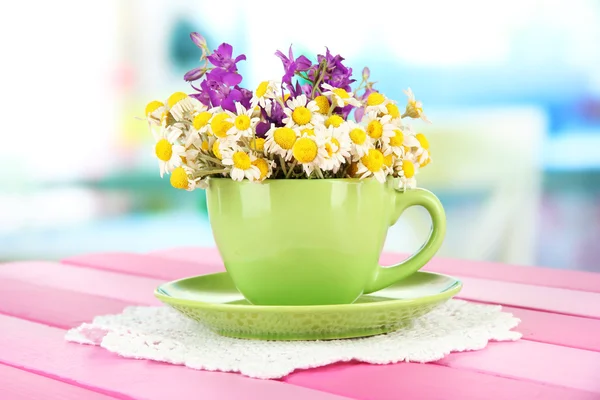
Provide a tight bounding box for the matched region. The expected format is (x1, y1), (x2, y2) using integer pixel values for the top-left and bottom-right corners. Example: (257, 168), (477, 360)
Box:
(0, 0), (599, 271)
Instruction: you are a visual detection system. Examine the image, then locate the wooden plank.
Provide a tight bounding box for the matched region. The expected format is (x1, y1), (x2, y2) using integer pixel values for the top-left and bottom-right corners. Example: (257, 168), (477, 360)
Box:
(457, 276), (600, 319)
(0, 315), (351, 400)
(0, 261), (162, 305)
(6, 260), (600, 352)
(284, 361), (599, 400)
(0, 278), (135, 329)
(62, 252), (213, 281)
(383, 253), (600, 294)
(437, 340), (600, 393)
(64, 253), (600, 319)
(0, 364), (117, 400)
(2, 263), (600, 397)
(150, 247), (600, 293)
(500, 305), (600, 352)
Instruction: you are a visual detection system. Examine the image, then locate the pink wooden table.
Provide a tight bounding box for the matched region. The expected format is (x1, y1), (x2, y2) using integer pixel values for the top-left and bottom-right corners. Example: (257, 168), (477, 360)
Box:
(2, 247), (600, 399)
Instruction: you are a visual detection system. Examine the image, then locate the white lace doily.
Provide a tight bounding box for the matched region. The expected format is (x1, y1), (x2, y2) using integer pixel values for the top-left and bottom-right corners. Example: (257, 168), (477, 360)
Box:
(66, 299), (521, 379)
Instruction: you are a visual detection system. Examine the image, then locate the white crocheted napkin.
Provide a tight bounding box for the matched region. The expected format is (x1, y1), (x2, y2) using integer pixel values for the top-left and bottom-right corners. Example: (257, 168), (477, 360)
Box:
(66, 299), (521, 379)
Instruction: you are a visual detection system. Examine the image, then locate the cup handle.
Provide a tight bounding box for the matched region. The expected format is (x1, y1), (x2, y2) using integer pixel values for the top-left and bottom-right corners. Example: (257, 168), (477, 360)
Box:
(364, 188), (447, 294)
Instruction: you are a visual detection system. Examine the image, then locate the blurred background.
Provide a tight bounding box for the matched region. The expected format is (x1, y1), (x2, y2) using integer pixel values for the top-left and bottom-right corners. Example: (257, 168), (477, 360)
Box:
(0, 0), (599, 271)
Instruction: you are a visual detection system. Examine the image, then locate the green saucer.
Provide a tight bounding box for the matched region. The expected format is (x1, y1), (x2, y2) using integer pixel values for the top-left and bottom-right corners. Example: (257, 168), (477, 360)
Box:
(155, 271), (462, 341)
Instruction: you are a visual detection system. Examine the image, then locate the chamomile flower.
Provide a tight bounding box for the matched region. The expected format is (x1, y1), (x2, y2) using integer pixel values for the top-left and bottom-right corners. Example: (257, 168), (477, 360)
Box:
(403, 88), (430, 123)
(144, 100), (165, 126)
(291, 131), (328, 177)
(250, 80), (279, 108)
(321, 83), (361, 108)
(170, 95), (202, 121)
(226, 102), (259, 140)
(362, 112), (393, 142)
(282, 94), (324, 128)
(159, 92), (193, 127)
(313, 95), (331, 115)
(346, 121), (372, 158)
(153, 126), (185, 177)
(414, 133), (432, 167)
(382, 101), (402, 120)
(250, 157), (275, 182)
(364, 92), (390, 114)
(264, 125), (298, 161)
(356, 148), (389, 183)
(192, 109), (214, 135)
(209, 110), (236, 141)
(395, 157), (418, 189)
(381, 124), (420, 157)
(320, 125), (351, 173)
(221, 147), (261, 181)
(170, 166), (196, 191)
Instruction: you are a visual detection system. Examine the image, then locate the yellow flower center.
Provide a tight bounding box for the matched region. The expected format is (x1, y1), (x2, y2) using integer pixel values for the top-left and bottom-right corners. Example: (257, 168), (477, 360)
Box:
(145, 100), (164, 116)
(155, 139), (173, 161)
(211, 113), (234, 138)
(416, 133), (429, 150)
(402, 160), (415, 178)
(314, 95), (330, 114)
(325, 143), (334, 157)
(212, 141), (222, 159)
(273, 127), (297, 150)
(167, 92), (188, 108)
(193, 111), (212, 130)
(420, 157), (431, 168)
(283, 93), (291, 102)
(333, 88), (350, 99)
(382, 151), (394, 168)
(201, 140), (209, 151)
(326, 138), (341, 157)
(170, 167), (189, 190)
(325, 115), (344, 128)
(292, 106), (312, 125)
(235, 114), (251, 131)
(386, 103), (400, 118)
(349, 128), (367, 145)
(232, 151), (251, 170)
(390, 129), (404, 147)
(292, 137), (318, 163)
(252, 158), (270, 179)
(361, 149), (384, 172)
(250, 137), (265, 152)
(367, 92), (385, 106)
(301, 128), (315, 136)
(256, 81), (269, 98)
(367, 120), (383, 139)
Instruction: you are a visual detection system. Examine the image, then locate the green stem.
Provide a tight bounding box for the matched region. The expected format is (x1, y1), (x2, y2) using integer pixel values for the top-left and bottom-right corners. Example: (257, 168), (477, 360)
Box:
(315, 167), (324, 179)
(285, 160), (297, 178)
(311, 61), (327, 98)
(192, 168), (229, 178)
(198, 154), (223, 165)
(279, 155), (288, 177)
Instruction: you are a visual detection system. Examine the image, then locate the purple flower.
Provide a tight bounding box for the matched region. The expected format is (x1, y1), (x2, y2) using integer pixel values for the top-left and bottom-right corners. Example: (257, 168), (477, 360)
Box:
(184, 66), (208, 82)
(255, 121), (270, 138)
(186, 38), (251, 112)
(190, 32), (207, 50)
(206, 67), (242, 86)
(237, 86), (253, 109)
(310, 48), (355, 92)
(275, 45), (312, 94)
(208, 43), (246, 72)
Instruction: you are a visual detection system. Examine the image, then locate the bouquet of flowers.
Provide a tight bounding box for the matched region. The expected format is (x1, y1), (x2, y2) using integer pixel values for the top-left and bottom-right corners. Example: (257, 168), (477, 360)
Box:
(144, 32), (431, 191)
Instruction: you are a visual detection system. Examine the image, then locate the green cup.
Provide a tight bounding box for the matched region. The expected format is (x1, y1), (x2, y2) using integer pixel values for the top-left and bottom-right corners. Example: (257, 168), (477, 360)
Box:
(206, 178), (446, 306)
